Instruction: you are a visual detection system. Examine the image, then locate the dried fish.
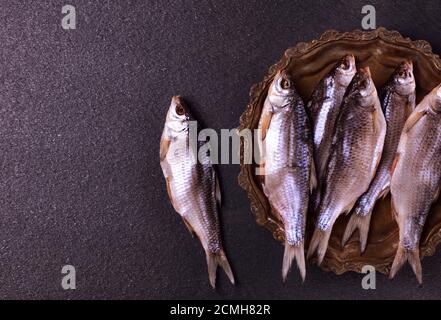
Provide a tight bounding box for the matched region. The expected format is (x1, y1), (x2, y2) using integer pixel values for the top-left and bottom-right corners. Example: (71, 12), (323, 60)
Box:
(259, 70), (316, 281)
(390, 84), (441, 284)
(307, 67), (386, 264)
(308, 54), (356, 210)
(160, 96), (234, 288)
(343, 61), (416, 252)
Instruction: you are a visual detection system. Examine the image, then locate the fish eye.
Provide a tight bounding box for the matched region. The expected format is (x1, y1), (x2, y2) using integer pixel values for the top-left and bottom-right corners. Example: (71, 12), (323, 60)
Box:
(281, 78), (291, 90)
(398, 70), (406, 78)
(175, 105), (186, 116)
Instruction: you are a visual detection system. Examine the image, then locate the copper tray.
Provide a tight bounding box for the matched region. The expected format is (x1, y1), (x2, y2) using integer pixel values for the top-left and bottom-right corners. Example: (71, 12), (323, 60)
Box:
(238, 28), (441, 275)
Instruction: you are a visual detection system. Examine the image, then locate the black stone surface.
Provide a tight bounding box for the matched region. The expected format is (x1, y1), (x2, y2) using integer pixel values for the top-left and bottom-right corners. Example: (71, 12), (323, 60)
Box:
(0, 0), (440, 299)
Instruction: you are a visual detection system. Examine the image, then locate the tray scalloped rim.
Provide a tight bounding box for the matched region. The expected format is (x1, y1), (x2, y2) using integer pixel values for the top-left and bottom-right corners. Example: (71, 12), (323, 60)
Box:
(237, 27), (441, 275)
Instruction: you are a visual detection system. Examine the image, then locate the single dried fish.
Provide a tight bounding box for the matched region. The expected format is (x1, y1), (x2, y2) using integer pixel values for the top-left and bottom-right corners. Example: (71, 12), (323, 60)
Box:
(258, 70), (316, 281)
(343, 60), (416, 252)
(160, 96), (234, 289)
(389, 84), (441, 284)
(308, 54), (356, 210)
(307, 67), (386, 264)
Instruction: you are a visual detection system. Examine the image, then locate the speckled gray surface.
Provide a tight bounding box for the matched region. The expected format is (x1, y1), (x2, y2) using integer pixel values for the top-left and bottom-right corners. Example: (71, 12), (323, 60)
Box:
(0, 0), (441, 299)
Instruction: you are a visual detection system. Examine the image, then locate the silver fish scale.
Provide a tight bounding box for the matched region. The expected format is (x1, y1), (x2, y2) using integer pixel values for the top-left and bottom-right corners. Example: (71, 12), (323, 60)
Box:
(167, 137), (222, 254)
(355, 88), (413, 216)
(392, 112), (441, 250)
(310, 76), (346, 179)
(318, 102), (379, 231)
(264, 96), (311, 245)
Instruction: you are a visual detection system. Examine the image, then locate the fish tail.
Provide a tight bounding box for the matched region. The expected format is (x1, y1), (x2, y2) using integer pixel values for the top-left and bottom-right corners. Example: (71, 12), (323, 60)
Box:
(282, 242), (306, 282)
(389, 245), (422, 284)
(342, 212), (372, 253)
(206, 249), (235, 289)
(307, 229), (331, 265)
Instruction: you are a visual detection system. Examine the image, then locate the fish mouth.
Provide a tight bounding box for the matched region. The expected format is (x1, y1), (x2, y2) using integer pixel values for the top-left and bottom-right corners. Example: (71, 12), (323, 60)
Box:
(399, 59), (413, 75)
(395, 60), (415, 87)
(359, 66), (371, 77)
(276, 69), (292, 82)
(350, 67), (373, 96)
(402, 59), (413, 69)
(172, 95), (185, 110)
(358, 66), (372, 86)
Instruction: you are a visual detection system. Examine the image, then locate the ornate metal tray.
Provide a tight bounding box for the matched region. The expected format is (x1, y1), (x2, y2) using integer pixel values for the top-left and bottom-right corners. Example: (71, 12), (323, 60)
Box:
(238, 28), (441, 275)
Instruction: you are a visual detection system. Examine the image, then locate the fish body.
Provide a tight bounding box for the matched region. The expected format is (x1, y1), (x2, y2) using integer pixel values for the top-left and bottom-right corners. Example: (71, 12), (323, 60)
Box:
(160, 96), (234, 289)
(390, 84), (441, 284)
(307, 67), (386, 264)
(308, 55), (356, 210)
(343, 61), (416, 252)
(258, 70), (315, 281)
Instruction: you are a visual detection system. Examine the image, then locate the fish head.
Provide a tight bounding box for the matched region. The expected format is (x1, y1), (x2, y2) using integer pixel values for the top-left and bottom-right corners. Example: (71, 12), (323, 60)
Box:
(335, 54), (356, 86)
(268, 70), (296, 109)
(351, 67), (377, 107)
(165, 95), (191, 137)
(393, 60), (416, 96)
(429, 83), (441, 113)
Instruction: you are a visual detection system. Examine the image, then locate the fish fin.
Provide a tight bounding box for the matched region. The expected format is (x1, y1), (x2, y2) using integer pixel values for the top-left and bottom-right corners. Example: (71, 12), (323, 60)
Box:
(213, 170), (221, 206)
(434, 184), (441, 203)
(181, 216), (195, 237)
(165, 177), (180, 213)
(160, 134), (171, 162)
(282, 242), (306, 282)
(256, 105), (271, 179)
(379, 186), (390, 199)
(160, 134), (172, 179)
(309, 159), (317, 193)
(318, 155), (329, 181)
(389, 246), (422, 284)
(391, 153), (400, 177)
(342, 200), (357, 216)
(307, 229), (332, 265)
(206, 249), (235, 289)
(259, 108), (273, 142)
(404, 109), (426, 133)
(165, 173), (193, 237)
(342, 213), (372, 253)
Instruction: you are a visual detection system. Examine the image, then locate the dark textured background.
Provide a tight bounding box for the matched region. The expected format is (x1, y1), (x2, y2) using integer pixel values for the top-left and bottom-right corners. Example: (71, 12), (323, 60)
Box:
(0, 0), (440, 299)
